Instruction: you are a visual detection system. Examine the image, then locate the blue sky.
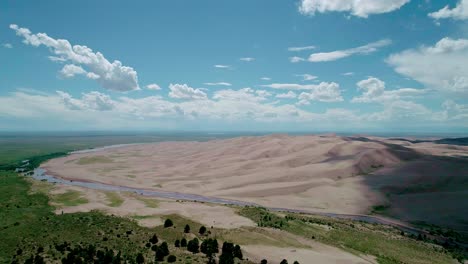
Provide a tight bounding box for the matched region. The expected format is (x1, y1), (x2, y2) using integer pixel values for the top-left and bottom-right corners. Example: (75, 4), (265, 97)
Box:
(1, 0), (468, 133)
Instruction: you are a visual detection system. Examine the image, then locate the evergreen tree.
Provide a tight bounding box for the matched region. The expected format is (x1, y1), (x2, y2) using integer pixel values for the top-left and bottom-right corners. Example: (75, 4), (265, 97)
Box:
(181, 238), (187, 247)
(167, 255), (177, 263)
(280, 259), (288, 264)
(164, 219), (173, 228)
(233, 244), (243, 259)
(184, 224), (190, 233)
(136, 253), (145, 264)
(174, 239), (180, 247)
(187, 238), (200, 253)
(159, 242), (169, 257)
(199, 225), (207, 235)
(149, 234), (159, 244)
(260, 259), (268, 264)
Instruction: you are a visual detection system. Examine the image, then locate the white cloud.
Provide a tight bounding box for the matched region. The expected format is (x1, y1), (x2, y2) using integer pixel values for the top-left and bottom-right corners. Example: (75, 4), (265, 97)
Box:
(429, 0), (468, 20)
(1, 90), (466, 130)
(240, 57), (255, 62)
(298, 89), (343, 103)
(255, 90), (272, 98)
(168, 83), (207, 100)
(276, 91), (297, 99)
(262, 82), (342, 103)
(60, 64), (87, 78)
(260, 77), (272, 81)
(214, 64), (231, 69)
(296, 74), (318, 81)
(57, 91), (115, 111)
(387, 37), (468, 94)
(299, 0), (410, 18)
(308, 39), (391, 62)
(86, 72), (100, 80)
(146, 83), (161, 90)
(289, 56), (305, 63)
(2, 43), (13, 48)
(262, 82), (339, 90)
(342, 72), (354, 76)
(203, 82), (232, 86)
(352, 77), (427, 103)
(10, 24), (140, 92)
(288, 45), (316, 52)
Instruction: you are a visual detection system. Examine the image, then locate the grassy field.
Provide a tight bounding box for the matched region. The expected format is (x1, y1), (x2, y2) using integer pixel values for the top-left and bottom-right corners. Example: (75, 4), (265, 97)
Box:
(239, 207), (460, 264)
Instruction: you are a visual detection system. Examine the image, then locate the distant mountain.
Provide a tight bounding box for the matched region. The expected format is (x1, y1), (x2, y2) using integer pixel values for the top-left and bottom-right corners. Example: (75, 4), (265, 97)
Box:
(434, 137), (468, 146)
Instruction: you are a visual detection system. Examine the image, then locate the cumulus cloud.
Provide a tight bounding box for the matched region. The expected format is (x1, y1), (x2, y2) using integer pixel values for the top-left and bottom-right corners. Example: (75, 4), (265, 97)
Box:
(296, 74), (318, 81)
(289, 56), (305, 63)
(255, 90), (272, 98)
(288, 45), (316, 52)
(429, 0), (468, 20)
(240, 57), (255, 62)
(262, 82), (342, 103)
(168, 83), (207, 100)
(1, 90), (466, 130)
(308, 39), (391, 62)
(203, 82), (232, 86)
(10, 24), (140, 92)
(57, 91), (115, 111)
(352, 77), (427, 103)
(2, 43), (13, 48)
(146, 83), (161, 90)
(299, 0), (410, 18)
(276, 91), (297, 99)
(60, 64), (87, 78)
(387, 37), (468, 95)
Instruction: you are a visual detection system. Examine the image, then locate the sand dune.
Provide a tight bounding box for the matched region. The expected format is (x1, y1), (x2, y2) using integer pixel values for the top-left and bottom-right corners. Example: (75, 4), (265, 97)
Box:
(42, 134), (434, 214)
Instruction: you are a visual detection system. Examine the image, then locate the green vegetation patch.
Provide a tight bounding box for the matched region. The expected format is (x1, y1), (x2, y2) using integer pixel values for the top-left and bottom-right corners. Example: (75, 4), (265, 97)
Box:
(136, 197), (159, 208)
(76, 155), (114, 165)
(52, 190), (89, 206)
(104, 192), (124, 207)
(240, 207), (457, 264)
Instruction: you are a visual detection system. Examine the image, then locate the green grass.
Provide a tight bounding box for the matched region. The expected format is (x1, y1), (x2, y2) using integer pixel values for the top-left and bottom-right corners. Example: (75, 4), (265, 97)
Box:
(136, 196), (160, 208)
(104, 192), (124, 207)
(239, 207), (456, 264)
(52, 190), (89, 206)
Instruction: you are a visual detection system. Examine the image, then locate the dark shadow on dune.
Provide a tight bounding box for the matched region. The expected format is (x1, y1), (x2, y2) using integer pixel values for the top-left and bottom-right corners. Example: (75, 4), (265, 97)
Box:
(360, 141), (468, 241)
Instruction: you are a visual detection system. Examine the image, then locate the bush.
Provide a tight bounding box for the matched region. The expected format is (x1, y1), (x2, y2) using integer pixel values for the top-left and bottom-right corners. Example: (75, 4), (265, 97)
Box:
(164, 219), (173, 228)
(167, 255), (177, 263)
(293, 261), (299, 264)
(174, 239), (180, 247)
(261, 259), (268, 264)
(280, 260), (288, 264)
(184, 224), (190, 233)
